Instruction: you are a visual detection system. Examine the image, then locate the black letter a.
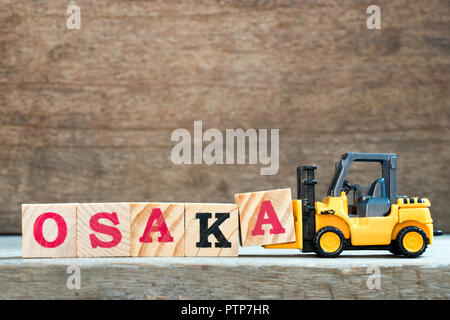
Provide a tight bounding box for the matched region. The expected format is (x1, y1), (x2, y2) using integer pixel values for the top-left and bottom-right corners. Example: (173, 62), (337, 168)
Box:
(195, 213), (232, 248)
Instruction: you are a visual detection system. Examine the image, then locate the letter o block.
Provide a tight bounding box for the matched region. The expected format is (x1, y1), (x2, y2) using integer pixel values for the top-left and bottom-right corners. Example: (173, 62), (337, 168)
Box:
(77, 203), (131, 257)
(22, 203), (77, 258)
(235, 188), (295, 246)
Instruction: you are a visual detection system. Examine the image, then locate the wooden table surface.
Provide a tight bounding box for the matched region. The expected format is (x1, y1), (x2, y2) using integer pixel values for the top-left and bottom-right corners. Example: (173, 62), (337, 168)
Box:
(0, 235), (449, 299)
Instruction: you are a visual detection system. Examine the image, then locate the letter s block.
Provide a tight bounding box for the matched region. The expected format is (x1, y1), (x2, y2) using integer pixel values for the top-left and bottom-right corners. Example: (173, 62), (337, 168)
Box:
(77, 203), (131, 257)
(185, 203), (239, 257)
(235, 188), (295, 246)
(22, 203), (77, 258)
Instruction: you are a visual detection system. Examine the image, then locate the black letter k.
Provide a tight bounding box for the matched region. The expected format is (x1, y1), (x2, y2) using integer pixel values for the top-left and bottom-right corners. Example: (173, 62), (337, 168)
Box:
(195, 213), (232, 248)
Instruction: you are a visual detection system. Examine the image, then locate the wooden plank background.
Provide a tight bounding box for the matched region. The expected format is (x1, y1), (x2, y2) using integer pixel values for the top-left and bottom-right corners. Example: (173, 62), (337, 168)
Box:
(0, 0), (448, 234)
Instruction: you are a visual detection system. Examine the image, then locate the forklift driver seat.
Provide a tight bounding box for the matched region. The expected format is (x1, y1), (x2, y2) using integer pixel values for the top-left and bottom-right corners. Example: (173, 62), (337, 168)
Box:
(357, 178), (391, 217)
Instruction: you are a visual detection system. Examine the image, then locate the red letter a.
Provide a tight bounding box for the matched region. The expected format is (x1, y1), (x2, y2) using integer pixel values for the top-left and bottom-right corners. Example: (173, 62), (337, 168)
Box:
(139, 208), (174, 243)
(251, 200), (286, 236)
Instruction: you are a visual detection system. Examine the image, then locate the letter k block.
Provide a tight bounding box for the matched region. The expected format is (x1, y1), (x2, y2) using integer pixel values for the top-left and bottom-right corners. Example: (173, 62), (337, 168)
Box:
(185, 203), (239, 257)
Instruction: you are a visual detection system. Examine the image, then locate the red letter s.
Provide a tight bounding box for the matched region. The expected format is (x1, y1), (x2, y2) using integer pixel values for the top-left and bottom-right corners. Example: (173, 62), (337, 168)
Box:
(89, 212), (122, 249)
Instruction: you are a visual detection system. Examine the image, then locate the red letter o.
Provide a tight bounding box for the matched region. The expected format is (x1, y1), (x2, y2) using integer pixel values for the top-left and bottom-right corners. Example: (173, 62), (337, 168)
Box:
(33, 212), (68, 248)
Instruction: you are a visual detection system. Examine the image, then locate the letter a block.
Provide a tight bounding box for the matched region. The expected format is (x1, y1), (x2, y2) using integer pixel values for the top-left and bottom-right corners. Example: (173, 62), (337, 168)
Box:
(235, 188), (295, 246)
(77, 203), (131, 257)
(22, 203), (77, 258)
(131, 203), (184, 256)
(185, 203), (239, 257)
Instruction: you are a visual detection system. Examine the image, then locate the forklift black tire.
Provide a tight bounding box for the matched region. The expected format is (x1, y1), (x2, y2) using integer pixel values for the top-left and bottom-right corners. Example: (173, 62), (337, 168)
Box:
(313, 227), (345, 258)
(394, 226), (428, 258)
(388, 245), (402, 256)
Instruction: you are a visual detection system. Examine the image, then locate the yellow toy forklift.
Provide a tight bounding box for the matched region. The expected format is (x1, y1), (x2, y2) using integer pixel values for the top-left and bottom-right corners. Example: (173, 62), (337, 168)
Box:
(265, 152), (433, 257)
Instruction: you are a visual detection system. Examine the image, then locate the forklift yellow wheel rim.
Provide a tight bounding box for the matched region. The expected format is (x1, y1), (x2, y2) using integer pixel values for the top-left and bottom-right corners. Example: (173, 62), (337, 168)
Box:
(402, 232), (424, 253)
(320, 232), (341, 253)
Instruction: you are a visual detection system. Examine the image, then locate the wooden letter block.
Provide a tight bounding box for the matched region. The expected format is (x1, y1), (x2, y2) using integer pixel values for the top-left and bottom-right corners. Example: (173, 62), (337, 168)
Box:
(22, 203), (77, 258)
(185, 203), (239, 257)
(131, 202), (184, 256)
(235, 188), (295, 247)
(77, 203), (131, 257)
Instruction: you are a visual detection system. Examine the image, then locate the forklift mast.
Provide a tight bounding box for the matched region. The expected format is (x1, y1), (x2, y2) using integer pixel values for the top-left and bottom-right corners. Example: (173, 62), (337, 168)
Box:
(297, 165), (317, 252)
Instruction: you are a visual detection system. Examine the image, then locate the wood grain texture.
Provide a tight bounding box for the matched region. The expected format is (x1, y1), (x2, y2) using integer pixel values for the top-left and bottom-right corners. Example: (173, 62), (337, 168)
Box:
(131, 202), (184, 257)
(185, 203), (239, 256)
(0, 0), (448, 234)
(236, 188), (295, 246)
(21, 203), (77, 258)
(77, 203), (131, 257)
(2, 263), (449, 300)
(1, 236), (449, 299)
